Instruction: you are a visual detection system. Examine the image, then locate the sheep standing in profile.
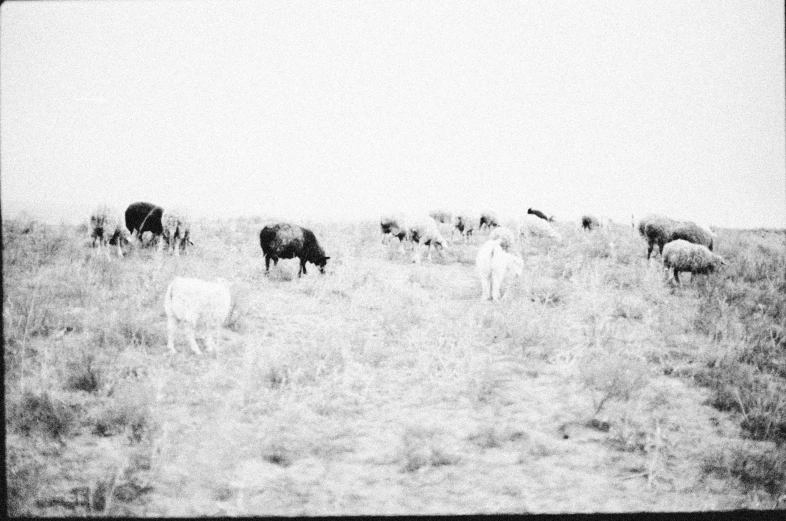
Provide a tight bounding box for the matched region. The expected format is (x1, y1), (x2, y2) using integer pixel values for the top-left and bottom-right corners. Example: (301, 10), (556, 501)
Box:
(260, 223), (330, 277)
(162, 209), (193, 256)
(489, 226), (517, 252)
(581, 215), (601, 231)
(479, 211), (499, 232)
(662, 240), (726, 284)
(380, 213), (411, 254)
(165, 277), (232, 355)
(89, 206), (127, 258)
(408, 216), (449, 264)
(453, 212), (476, 243)
(476, 239), (524, 301)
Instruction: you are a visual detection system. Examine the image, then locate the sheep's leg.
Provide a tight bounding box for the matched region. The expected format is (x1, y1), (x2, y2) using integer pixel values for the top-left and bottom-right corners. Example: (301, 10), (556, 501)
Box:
(265, 256), (271, 274)
(427, 244), (433, 263)
(173, 238), (180, 257)
(480, 276), (491, 301)
(204, 329), (216, 354)
(647, 243), (653, 260)
(674, 270), (681, 284)
(184, 324), (202, 355)
(167, 316), (178, 354)
(491, 272), (502, 301)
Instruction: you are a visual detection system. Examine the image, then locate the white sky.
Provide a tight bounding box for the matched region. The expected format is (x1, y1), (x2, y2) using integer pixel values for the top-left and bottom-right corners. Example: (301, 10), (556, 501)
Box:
(2, 0), (784, 228)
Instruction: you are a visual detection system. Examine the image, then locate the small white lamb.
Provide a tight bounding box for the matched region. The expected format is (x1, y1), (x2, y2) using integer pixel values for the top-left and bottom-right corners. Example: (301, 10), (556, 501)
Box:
(475, 239), (524, 301)
(164, 277), (232, 355)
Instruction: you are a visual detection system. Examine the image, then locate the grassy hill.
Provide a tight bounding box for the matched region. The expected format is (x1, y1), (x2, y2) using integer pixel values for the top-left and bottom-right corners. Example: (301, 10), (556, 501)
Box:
(4, 215), (785, 515)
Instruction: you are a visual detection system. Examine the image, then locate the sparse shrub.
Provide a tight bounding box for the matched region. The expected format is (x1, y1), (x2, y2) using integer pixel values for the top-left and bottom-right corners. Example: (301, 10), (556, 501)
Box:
(579, 351), (650, 415)
(91, 383), (154, 443)
(704, 443), (786, 500)
(7, 390), (75, 440)
(528, 278), (569, 307)
(62, 348), (104, 393)
(6, 435), (47, 516)
(400, 426), (461, 472)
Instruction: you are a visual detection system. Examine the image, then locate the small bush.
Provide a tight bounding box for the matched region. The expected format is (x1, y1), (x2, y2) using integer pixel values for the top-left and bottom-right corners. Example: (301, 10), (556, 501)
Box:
(579, 351), (650, 415)
(90, 383), (154, 443)
(399, 426), (461, 473)
(704, 444), (786, 499)
(7, 390), (75, 441)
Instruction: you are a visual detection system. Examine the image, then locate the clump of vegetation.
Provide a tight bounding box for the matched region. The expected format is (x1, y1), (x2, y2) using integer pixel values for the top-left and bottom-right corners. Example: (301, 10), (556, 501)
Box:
(7, 390), (76, 441)
(399, 426), (461, 473)
(579, 350), (650, 415)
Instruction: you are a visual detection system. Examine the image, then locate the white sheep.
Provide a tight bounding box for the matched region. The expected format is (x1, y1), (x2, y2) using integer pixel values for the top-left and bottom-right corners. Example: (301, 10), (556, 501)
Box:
(516, 214), (561, 240)
(380, 213), (411, 254)
(164, 277), (232, 355)
(162, 209), (193, 256)
(476, 239), (524, 301)
(453, 212), (476, 243)
(89, 206), (127, 259)
(489, 226), (517, 252)
(408, 216), (449, 264)
(662, 240), (726, 284)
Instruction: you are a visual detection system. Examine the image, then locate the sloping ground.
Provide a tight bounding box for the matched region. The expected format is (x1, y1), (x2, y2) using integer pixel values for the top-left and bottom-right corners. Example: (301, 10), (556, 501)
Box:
(5, 222), (770, 515)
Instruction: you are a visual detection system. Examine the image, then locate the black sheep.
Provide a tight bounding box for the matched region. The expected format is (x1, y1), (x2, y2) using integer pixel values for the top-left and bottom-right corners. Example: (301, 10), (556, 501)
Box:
(527, 208), (552, 221)
(125, 201), (164, 246)
(259, 223), (330, 277)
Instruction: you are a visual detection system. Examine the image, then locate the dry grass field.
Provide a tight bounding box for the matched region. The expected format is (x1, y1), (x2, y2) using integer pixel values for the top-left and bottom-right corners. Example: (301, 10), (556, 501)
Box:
(4, 214), (785, 515)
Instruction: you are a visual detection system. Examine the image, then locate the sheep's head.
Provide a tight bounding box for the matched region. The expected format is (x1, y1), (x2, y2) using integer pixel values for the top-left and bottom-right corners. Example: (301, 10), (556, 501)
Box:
(317, 256), (330, 274)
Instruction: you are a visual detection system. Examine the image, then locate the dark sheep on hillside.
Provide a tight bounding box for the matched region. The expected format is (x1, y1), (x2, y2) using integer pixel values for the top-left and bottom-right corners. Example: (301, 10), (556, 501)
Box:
(125, 201), (164, 247)
(479, 211), (499, 231)
(581, 215), (601, 231)
(638, 214), (715, 260)
(670, 221), (714, 251)
(259, 223), (330, 277)
(528, 208), (554, 222)
(429, 210), (453, 225)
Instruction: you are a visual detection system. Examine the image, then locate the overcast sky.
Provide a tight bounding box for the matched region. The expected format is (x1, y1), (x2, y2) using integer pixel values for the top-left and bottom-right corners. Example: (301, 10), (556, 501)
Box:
(2, 0), (784, 228)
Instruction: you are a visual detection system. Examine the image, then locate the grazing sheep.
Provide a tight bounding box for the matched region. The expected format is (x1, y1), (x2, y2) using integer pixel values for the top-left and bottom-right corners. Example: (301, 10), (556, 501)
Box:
(671, 221), (715, 251)
(637, 214), (680, 260)
(125, 201), (165, 248)
(581, 215), (601, 231)
(527, 208), (553, 222)
(162, 209), (193, 256)
(380, 213), (411, 253)
(517, 214), (562, 240)
(89, 206), (127, 258)
(662, 240), (726, 284)
(429, 210), (453, 225)
(638, 214), (715, 260)
(453, 212), (476, 243)
(475, 239), (524, 301)
(165, 277), (232, 355)
(489, 226), (517, 251)
(260, 223), (330, 277)
(479, 211), (499, 231)
(408, 216), (449, 264)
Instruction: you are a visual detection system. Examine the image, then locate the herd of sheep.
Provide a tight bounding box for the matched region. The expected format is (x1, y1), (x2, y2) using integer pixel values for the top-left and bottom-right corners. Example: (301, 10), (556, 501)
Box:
(85, 203), (726, 355)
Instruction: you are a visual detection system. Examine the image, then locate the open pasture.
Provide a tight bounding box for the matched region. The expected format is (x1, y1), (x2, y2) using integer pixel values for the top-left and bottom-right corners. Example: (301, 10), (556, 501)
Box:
(4, 215), (785, 515)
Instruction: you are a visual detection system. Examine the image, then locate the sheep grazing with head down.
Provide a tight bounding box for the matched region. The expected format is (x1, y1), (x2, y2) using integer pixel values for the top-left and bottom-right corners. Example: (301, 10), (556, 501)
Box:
(662, 240), (726, 284)
(489, 226), (517, 252)
(581, 215), (601, 231)
(479, 211), (499, 231)
(638, 214), (716, 260)
(260, 223), (330, 277)
(165, 277), (232, 355)
(453, 212), (476, 243)
(429, 210), (453, 225)
(517, 214), (561, 240)
(476, 238), (524, 301)
(89, 206), (128, 258)
(408, 216), (449, 264)
(380, 213), (411, 253)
